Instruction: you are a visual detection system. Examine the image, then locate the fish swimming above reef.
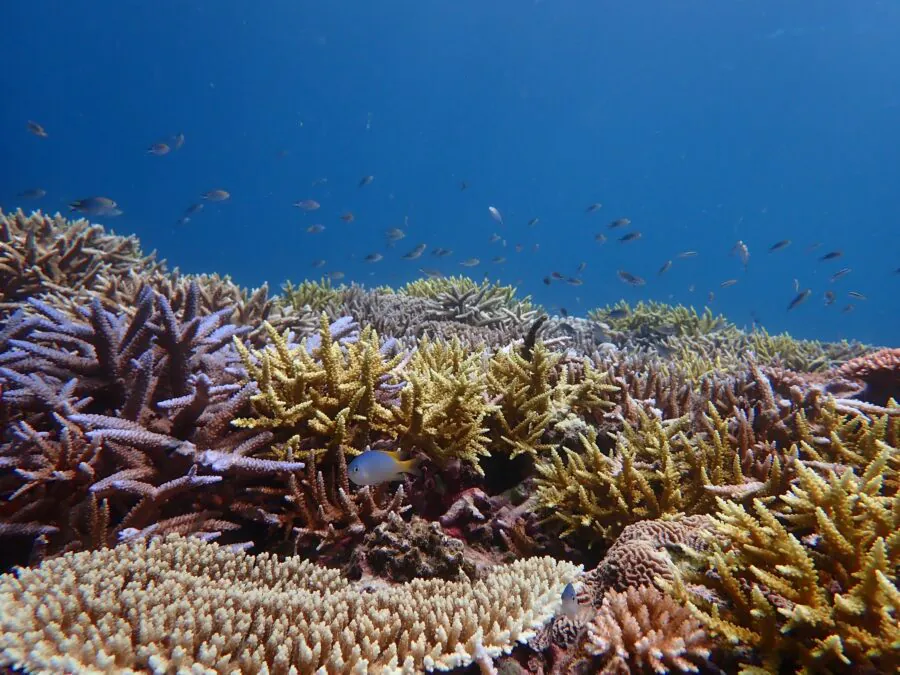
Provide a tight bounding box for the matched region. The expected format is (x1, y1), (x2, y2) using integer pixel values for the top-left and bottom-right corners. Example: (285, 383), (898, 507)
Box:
(358, 175), (374, 187)
(820, 250), (843, 261)
(147, 142), (170, 156)
(585, 203), (602, 213)
(26, 120), (48, 137)
(348, 449), (421, 486)
(385, 228), (405, 241)
(617, 270), (646, 286)
(618, 231), (642, 243)
(293, 199), (320, 211)
(488, 206), (503, 225)
(69, 197), (122, 216)
(788, 288), (812, 310)
(768, 239), (791, 252)
(17, 188), (46, 199)
(403, 243), (427, 260)
(202, 189), (230, 202)
(658, 260), (672, 275)
(731, 240), (750, 269)
(608, 218), (631, 228)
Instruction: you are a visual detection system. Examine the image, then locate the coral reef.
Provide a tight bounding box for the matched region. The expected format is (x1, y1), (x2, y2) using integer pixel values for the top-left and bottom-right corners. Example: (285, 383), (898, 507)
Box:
(0, 534), (581, 673)
(1, 210), (897, 673)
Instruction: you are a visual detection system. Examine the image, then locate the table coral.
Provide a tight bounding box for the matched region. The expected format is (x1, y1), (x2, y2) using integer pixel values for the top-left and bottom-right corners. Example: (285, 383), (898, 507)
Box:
(0, 534), (582, 674)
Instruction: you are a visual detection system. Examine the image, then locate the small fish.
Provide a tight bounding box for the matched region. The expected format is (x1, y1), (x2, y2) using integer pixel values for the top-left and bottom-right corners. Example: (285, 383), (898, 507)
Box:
(386, 228), (406, 241)
(585, 203), (602, 213)
(432, 247), (453, 257)
(514, 244), (524, 253)
(27, 120), (48, 137)
(617, 270), (646, 286)
(311, 259), (326, 268)
(328, 271), (345, 281)
(560, 307), (568, 317)
(823, 291), (836, 306)
(847, 291), (867, 300)
(677, 250), (698, 258)
(658, 260), (672, 275)
(340, 212), (355, 223)
(793, 278), (801, 293)
(594, 233), (607, 244)
(543, 277), (551, 285)
(576, 262), (587, 274)
(608, 308), (630, 319)
(618, 231), (642, 243)
(306, 224), (325, 233)
(768, 239), (791, 252)
(459, 181), (468, 191)
(365, 252), (384, 263)
(551, 272), (565, 280)
(147, 142), (170, 156)
(176, 216), (191, 226)
(492, 256), (506, 264)
(460, 257), (480, 267)
(720, 279), (738, 288)
(173, 132), (185, 149)
(805, 242), (823, 253)
(17, 188), (46, 199)
(293, 199), (320, 211)
(185, 203), (204, 216)
(841, 304), (855, 314)
(819, 250), (843, 261)
(489, 233), (502, 243)
(420, 268), (444, 278)
(731, 240), (750, 268)
(202, 189), (230, 202)
(358, 175), (374, 187)
(829, 267), (852, 282)
(532, 243), (540, 252)
(69, 197), (120, 215)
(403, 244), (427, 260)
(566, 277), (583, 286)
(608, 218), (631, 228)
(488, 206), (503, 225)
(348, 449), (421, 486)
(528, 217), (540, 227)
(788, 289), (812, 310)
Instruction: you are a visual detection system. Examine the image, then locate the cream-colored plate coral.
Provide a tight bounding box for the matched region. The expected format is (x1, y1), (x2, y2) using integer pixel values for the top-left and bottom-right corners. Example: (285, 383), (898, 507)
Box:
(0, 534), (581, 674)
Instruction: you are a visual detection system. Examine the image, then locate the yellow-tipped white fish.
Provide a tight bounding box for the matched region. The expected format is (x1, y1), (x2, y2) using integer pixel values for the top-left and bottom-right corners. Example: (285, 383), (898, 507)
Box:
(348, 449), (421, 486)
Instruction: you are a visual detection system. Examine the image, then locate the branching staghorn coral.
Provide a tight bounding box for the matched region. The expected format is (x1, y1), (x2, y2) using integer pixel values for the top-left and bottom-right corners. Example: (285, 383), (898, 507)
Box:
(0, 284), (312, 563)
(397, 336), (493, 472)
(0, 534), (582, 673)
(583, 584), (713, 674)
(0, 208), (164, 318)
(668, 440), (900, 673)
(232, 314), (406, 460)
(486, 342), (617, 458)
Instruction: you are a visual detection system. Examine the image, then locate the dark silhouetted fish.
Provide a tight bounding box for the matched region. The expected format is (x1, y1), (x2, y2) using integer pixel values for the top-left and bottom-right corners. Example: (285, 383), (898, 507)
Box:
(358, 175), (374, 187)
(617, 270), (645, 286)
(27, 120), (48, 137)
(829, 267), (851, 282)
(202, 189), (230, 201)
(17, 188), (46, 199)
(658, 260), (672, 275)
(819, 250), (843, 261)
(768, 239), (791, 252)
(787, 289), (812, 310)
(618, 232), (642, 243)
(585, 203), (602, 213)
(608, 218), (631, 228)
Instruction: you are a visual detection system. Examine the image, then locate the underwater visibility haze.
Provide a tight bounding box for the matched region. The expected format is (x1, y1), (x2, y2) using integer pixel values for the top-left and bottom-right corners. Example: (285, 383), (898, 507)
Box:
(0, 1), (899, 674)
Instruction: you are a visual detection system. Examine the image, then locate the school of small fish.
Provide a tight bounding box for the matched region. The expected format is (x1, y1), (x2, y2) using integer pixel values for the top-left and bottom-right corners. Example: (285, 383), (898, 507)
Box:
(14, 117), (894, 332)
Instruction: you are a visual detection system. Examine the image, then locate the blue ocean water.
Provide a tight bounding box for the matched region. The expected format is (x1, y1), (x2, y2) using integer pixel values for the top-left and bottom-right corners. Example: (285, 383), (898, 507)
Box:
(1, 0), (897, 345)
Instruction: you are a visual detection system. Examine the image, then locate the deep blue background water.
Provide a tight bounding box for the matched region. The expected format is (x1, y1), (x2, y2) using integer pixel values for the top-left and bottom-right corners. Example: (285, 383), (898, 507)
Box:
(2, 1), (898, 345)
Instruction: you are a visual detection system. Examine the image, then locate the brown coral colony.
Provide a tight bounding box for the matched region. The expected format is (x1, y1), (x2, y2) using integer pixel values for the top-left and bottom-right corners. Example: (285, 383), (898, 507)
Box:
(0, 208), (898, 674)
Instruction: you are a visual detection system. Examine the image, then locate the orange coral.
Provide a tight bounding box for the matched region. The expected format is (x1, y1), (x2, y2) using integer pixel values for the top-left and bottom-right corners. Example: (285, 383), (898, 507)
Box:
(585, 585), (712, 673)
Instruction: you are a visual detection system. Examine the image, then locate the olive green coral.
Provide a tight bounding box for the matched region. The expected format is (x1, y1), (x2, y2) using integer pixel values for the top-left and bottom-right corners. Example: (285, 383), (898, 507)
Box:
(667, 427), (900, 673)
(232, 315), (404, 458)
(397, 336), (493, 472)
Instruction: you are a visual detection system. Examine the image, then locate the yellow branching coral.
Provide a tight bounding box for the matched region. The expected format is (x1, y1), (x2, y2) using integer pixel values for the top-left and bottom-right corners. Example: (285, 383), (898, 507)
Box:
(487, 342), (560, 457)
(0, 534), (582, 674)
(535, 404), (791, 546)
(671, 442), (900, 673)
(397, 336), (493, 472)
(279, 277), (345, 312)
(232, 315), (404, 458)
